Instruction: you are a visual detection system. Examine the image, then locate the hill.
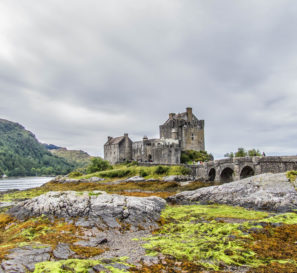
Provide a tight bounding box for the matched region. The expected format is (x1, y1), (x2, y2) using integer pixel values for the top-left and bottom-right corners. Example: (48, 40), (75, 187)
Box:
(0, 118), (74, 177)
(49, 148), (91, 168)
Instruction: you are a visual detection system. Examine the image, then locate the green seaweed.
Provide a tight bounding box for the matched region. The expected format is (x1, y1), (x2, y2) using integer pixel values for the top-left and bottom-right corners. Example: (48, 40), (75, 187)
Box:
(262, 212), (297, 224)
(33, 259), (130, 273)
(143, 205), (268, 270)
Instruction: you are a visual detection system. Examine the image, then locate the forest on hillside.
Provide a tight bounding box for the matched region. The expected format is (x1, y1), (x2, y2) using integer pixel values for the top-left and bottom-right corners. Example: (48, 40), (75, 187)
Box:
(0, 119), (74, 177)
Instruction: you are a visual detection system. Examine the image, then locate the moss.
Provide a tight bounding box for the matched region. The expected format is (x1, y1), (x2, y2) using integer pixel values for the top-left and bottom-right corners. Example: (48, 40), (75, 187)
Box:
(262, 212), (297, 224)
(0, 216), (86, 263)
(33, 259), (131, 273)
(161, 204), (269, 222)
(70, 245), (105, 257)
(143, 205), (267, 270)
(142, 205), (297, 271)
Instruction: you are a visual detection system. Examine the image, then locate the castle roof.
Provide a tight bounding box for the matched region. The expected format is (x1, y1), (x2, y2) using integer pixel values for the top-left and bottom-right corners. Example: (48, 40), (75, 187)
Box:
(105, 136), (125, 145)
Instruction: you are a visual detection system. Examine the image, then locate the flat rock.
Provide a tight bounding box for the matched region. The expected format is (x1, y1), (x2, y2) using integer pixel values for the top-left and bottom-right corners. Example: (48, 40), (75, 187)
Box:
(9, 191), (166, 229)
(125, 176), (145, 182)
(53, 243), (75, 260)
(1, 245), (51, 273)
(162, 175), (194, 182)
(74, 236), (108, 247)
(167, 173), (297, 212)
(89, 177), (105, 182)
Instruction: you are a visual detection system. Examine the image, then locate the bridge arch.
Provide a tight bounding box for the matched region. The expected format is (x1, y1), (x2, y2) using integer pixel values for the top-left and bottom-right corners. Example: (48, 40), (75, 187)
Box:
(208, 168), (216, 181)
(240, 165), (255, 179)
(220, 167), (234, 183)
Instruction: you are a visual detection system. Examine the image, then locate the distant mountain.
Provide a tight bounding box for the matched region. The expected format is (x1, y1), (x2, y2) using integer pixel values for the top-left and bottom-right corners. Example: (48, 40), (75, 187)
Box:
(43, 143), (62, 150)
(0, 118), (74, 177)
(49, 148), (91, 168)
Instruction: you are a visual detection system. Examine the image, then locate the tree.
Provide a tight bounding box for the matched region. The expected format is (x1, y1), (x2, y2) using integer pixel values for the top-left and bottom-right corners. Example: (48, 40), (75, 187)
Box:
(225, 148), (262, 158)
(181, 150), (213, 164)
(248, 149), (261, 157)
(235, 148), (247, 157)
(87, 157), (111, 174)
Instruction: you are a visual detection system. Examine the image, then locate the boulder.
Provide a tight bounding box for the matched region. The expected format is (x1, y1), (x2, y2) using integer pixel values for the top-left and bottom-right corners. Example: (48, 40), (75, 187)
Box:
(89, 177), (105, 182)
(9, 191), (166, 229)
(167, 173), (297, 212)
(125, 176), (145, 182)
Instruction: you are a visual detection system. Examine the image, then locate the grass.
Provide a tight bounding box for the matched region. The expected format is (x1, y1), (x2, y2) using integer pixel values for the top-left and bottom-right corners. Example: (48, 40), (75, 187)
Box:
(76, 164), (192, 180)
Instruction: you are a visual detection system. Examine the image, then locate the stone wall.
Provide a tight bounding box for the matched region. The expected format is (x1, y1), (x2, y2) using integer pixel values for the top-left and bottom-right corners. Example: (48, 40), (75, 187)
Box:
(104, 144), (120, 165)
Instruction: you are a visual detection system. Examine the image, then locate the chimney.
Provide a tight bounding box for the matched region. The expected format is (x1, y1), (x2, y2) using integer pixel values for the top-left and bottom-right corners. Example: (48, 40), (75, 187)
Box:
(124, 133), (128, 139)
(108, 136), (112, 142)
(169, 113), (175, 120)
(186, 107), (192, 122)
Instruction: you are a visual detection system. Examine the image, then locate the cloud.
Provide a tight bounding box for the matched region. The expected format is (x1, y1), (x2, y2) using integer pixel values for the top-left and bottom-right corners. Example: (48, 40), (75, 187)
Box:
(0, 0), (296, 157)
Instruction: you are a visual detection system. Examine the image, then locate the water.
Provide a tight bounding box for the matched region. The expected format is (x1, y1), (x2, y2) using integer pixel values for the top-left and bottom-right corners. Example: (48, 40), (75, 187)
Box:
(0, 177), (53, 192)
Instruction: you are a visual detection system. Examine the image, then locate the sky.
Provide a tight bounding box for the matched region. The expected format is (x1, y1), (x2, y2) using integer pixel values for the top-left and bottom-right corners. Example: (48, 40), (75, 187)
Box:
(0, 0), (297, 158)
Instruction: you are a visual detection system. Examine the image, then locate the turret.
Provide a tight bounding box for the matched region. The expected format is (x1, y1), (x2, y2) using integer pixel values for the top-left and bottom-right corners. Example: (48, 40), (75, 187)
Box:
(186, 107), (192, 122)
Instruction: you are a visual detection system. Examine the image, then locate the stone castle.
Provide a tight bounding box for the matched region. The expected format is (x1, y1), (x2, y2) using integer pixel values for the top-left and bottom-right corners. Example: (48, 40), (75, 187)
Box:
(104, 107), (205, 164)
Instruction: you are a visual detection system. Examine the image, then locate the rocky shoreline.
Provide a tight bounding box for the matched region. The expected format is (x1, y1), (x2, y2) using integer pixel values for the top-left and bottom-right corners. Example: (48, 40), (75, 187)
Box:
(0, 172), (297, 272)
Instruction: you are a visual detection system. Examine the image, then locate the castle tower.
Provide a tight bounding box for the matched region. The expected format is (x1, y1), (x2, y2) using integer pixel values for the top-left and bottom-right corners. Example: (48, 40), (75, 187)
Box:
(159, 107), (205, 152)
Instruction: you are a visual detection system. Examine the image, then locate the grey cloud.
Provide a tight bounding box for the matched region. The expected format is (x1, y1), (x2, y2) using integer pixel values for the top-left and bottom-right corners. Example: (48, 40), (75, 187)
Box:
(0, 0), (296, 157)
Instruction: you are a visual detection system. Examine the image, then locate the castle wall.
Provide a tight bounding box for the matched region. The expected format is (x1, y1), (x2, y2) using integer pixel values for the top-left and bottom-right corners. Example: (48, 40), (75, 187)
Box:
(132, 141), (143, 161)
(181, 125), (205, 151)
(119, 137), (132, 162)
(104, 144), (120, 165)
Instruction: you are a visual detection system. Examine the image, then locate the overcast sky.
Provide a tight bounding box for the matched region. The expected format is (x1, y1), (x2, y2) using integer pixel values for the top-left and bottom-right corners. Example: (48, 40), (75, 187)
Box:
(0, 0), (297, 158)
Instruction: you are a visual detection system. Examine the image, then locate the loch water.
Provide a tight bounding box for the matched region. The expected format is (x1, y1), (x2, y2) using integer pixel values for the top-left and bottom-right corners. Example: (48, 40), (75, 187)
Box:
(0, 177), (52, 192)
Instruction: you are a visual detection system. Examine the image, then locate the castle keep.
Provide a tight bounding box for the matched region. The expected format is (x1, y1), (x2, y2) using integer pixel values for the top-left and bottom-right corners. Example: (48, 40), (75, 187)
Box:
(104, 107), (205, 164)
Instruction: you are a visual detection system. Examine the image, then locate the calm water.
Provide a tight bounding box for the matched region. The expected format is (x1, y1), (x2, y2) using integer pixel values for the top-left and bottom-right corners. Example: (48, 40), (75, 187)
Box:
(0, 177), (53, 192)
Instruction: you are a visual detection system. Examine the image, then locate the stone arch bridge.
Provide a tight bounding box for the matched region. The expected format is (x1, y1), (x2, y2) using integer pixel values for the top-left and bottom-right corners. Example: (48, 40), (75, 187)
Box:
(193, 156), (297, 183)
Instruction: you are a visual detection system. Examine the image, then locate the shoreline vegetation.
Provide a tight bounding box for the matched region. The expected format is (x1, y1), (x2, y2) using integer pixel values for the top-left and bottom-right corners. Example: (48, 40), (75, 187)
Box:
(0, 167), (296, 272)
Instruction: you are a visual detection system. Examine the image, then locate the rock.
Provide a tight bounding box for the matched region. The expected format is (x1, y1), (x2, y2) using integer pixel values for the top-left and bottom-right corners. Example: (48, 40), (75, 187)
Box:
(89, 177), (105, 182)
(141, 255), (160, 266)
(9, 191), (166, 229)
(167, 173), (297, 212)
(53, 243), (75, 260)
(92, 264), (110, 272)
(162, 175), (194, 182)
(125, 176), (145, 182)
(63, 178), (78, 183)
(75, 236), (108, 247)
(111, 263), (130, 270)
(0, 202), (15, 208)
(1, 245), (51, 273)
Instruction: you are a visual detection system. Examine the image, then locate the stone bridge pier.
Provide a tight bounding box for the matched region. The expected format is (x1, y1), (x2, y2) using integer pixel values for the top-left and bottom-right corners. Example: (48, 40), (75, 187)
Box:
(195, 156), (297, 183)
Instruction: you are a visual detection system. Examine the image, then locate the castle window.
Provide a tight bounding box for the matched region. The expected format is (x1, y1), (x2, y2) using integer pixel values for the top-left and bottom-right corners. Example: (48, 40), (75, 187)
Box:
(192, 134), (194, 141)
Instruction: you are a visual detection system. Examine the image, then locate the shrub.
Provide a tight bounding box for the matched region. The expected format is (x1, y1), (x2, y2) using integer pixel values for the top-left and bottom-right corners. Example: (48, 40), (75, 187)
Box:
(154, 166), (169, 175)
(287, 170), (297, 182)
(180, 166), (192, 175)
(181, 150), (213, 164)
(139, 169), (149, 177)
(100, 169), (133, 178)
(68, 171), (83, 178)
(127, 161), (139, 167)
(86, 157), (111, 174)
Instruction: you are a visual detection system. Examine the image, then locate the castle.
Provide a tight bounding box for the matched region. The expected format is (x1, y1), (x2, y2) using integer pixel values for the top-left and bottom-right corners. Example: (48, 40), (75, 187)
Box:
(104, 107), (205, 164)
